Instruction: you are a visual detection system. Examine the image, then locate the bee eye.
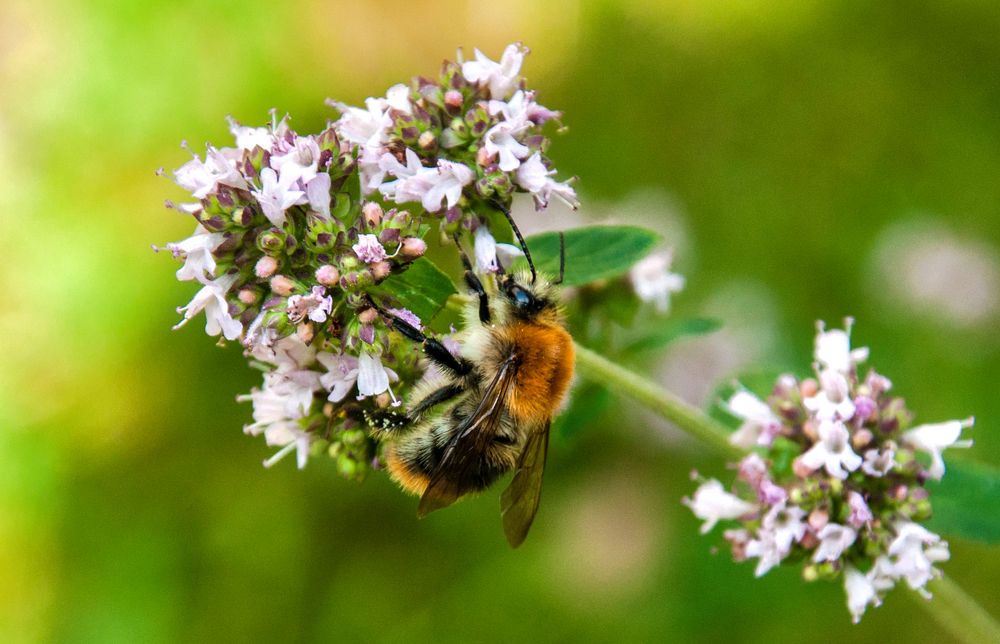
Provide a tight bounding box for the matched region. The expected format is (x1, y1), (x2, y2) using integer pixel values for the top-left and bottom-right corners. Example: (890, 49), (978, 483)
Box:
(508, 285), (534, 309)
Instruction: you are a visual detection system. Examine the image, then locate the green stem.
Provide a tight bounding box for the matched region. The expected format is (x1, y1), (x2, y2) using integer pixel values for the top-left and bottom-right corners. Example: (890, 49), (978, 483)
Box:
(573, 341), (742, 460)
(914, 576), (1000, 644)
(573, 340), (1000, 640)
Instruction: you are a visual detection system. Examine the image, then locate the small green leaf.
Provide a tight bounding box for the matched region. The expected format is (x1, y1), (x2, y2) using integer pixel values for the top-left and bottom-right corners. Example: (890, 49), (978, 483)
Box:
(513, 225), (660, 286)
(623, 317), (722, 355)
(927, 459), (1000, 543)
(373, 258), (457, 324)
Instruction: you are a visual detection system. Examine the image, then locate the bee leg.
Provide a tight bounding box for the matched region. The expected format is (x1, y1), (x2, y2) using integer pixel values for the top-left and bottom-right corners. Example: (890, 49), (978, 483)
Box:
(407, 382), (465, 419)
(363, 409), (409, 438)
(453, 234), (491, 324)
(384, 311), (473, 377)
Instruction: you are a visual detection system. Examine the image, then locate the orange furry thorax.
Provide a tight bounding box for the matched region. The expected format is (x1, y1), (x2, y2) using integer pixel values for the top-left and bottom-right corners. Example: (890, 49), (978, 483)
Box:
(501, 322), (575, 423)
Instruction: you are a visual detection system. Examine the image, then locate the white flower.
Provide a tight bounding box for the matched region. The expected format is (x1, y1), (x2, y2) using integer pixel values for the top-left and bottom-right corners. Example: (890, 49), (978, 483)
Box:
(746, 502), (807, 577)
(173, 274), (242, 340)
(474, 226), (499, 273)
(815, 320), (869, 374)
(287, 286), (333, 324)
(483, 120), (530, 171)
(495, 243), (525, 270)
(813, 523), (857, 563)
(270, 135), (321, 185)
(174, 146), (247, 199)
(420, 160), (474, 212)
(377, 148), (425, 201)
(726, 390), (782, 448)
(629, 251), (686, 315)
(847, 491), (874, 528)
(798, 420), (863, 479)
(901, 418), (974, 480)
(352, 234), (387, 264)
(316, 352), (360, 402)
(239, 370), (317, 470)
(385, 83), (412, 114)
(227, 116), (274, 152)
(333, 96), (391, 148)
(305, 173), (331, 219)
(515, 152), (551, 193)
(861, 445), (895, 477)
(358, 145), (388, 195)
(357, 351), (390, 397)
(167, 226), (224, 284)
(461, 42), (526, 99)
(844, 566), (881, 624)
(252, 167), (305, 228)
(539, 178), (580, 210)
(803, 369), (856, 421)
(888, 522), (950, 593)
(682, 479), (757, 535)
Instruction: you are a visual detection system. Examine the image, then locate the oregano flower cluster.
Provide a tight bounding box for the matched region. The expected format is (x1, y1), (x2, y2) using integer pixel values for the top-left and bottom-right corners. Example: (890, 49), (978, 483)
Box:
(685, 320), (973, 622)
(160, 44), (577, 475)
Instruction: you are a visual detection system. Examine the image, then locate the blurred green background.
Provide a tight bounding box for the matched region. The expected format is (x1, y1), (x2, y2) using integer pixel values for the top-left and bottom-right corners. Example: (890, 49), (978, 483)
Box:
(3, 0), (999, 641)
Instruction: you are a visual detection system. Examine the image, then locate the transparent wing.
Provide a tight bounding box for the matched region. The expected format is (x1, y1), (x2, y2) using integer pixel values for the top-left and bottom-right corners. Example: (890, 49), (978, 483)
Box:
(500, 420), (550, 548)
(417, 352), (519, 518)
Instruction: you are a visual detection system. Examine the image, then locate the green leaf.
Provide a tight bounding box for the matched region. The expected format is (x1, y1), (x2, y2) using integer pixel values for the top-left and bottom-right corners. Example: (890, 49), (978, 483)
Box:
(513, 225), (660, 286)
(927, 459), (1000, 543)
(623, 317), (722, 355)
(373, 258), (457, 324)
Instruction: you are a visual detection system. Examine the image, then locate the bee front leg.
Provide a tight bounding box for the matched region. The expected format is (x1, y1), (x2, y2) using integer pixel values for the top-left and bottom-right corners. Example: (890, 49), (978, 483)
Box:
(382, 310), (473, 377)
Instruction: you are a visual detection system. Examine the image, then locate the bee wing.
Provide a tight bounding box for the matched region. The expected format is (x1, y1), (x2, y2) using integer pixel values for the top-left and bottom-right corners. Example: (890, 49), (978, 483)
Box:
(500, 420), (550, 548)
(417, 352), (519, 518)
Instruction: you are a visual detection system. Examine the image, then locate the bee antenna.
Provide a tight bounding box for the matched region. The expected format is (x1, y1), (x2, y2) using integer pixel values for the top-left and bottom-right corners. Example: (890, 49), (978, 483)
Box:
(553, 231), (566, 285)
(493, 200), (536, 284)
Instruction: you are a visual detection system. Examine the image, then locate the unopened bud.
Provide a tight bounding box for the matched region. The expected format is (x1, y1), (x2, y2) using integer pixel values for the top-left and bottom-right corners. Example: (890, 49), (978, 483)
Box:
(852, 429), (873, 450)
(315, 264), (340, 286)
(418, 130), (436, 150)
(444, 90), (463, 110)
(800, 378), (819, 398)
(371, 260), (392, 281)
(297, 322), (314, 344)
(362, 201), (383, 228)
(802, 564), (819, 582)
(400, 237), (427, 259)
(270, 275), (295, 296)
(808, 508), (829, 531)
(322, 402), (334, 417)
(476, 146), (494, 167)
(255, 255), (279, 278)
(256, 229), (285, 255)
(802, 419), (819, 442)
(376, 392), (391, 409)
(358, 307), (378, 325)
(238, 289), (260, 305)
(337, 452), (357, 479)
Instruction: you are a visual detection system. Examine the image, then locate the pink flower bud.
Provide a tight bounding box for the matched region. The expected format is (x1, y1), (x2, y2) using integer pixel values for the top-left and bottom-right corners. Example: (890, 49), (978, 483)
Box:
(800, 378), (819, 398)
(270, 275), (295, 296)
(315, 264), (340, 286)
(371, 260), (392, 281)
(400, 237), (427, 259)
(358, 307), (378, 324)
(297, 321), (314, 344)
(255, 256), (279, 278)
(476, 146), (494, 167)
(418, 131), (436, 149)
(362, 201), (383, 228)
(444, 90), (463, 110)
(238, 289), (259, 305)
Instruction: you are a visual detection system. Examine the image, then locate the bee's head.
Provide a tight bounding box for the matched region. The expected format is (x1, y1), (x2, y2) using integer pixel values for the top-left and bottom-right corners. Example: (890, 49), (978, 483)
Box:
(497, 271), (560, 322)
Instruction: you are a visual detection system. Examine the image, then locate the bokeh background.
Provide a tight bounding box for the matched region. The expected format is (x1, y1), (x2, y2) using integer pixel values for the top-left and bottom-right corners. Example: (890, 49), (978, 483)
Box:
(3, 0), (1000, 641)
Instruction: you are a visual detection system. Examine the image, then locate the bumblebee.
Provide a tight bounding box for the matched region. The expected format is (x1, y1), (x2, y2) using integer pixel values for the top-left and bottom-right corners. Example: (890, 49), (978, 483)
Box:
(379, 213), (574, 547)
